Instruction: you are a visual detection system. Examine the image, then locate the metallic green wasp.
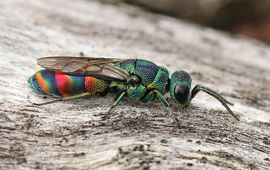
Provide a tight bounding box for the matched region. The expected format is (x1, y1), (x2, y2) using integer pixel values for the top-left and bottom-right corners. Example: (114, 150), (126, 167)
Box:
(29, 56), (239, 121)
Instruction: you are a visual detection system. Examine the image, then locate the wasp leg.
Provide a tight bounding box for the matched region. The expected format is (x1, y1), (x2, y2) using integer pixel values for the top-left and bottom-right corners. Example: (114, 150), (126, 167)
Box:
(102, 91), (126, 119)
(190, 84), (239, 121)
(153, 90), (179, 122)
(33, 98), (62, 105)
(33, 93), (91, 106)
(141, 91), (155, 103)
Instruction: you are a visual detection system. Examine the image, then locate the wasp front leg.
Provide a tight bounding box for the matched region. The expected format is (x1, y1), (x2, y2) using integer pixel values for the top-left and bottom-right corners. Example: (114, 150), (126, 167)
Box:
(142, 90), (179, 122)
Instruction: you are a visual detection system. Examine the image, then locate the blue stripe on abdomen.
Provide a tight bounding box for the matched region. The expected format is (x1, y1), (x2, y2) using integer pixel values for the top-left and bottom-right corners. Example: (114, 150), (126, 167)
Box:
(40, 70), (61, 96)
(69, 75), (86, 95)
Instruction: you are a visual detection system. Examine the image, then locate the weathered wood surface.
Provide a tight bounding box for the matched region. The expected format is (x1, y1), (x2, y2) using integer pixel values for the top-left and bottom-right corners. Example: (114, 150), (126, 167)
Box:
(0, 0), (270, 169)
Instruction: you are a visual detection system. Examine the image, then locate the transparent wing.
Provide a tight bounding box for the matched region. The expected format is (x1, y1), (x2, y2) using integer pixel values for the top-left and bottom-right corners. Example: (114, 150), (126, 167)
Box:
(37, 56), (130, 82)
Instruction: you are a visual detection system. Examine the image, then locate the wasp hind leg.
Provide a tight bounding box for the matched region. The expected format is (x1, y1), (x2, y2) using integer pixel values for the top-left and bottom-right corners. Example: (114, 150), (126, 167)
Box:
(33, 93), (91, 106)
(33, 98), (62, 105)
(102, 91), (126, 119)
(190, 84), (239, 121)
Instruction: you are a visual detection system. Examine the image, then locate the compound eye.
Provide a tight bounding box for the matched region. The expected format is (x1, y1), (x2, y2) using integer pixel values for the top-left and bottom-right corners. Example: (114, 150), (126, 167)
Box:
(174, 84), (189, 103)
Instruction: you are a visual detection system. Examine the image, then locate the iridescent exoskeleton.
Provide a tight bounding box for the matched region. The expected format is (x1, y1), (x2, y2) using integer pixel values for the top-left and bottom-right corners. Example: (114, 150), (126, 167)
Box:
(29, 56), (239, 121)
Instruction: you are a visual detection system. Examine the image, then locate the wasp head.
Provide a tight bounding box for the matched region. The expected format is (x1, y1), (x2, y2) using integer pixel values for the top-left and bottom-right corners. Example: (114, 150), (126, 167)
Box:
(170, 70), (192, 107)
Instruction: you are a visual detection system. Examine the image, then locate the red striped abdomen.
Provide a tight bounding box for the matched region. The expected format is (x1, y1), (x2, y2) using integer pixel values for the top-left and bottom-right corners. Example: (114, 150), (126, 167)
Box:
(28, 70), (110, 97)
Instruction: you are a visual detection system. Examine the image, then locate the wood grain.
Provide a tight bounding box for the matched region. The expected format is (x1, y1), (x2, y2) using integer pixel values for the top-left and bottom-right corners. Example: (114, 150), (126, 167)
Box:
(0, 0), (269, 169)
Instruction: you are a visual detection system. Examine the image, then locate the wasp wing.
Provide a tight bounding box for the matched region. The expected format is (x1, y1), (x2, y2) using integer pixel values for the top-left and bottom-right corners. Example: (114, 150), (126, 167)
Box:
(37, 56), (130, 82)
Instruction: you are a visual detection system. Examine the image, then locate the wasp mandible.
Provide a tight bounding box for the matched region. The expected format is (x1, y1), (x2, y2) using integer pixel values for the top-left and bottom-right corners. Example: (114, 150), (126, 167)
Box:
(28, 57), (239, 121)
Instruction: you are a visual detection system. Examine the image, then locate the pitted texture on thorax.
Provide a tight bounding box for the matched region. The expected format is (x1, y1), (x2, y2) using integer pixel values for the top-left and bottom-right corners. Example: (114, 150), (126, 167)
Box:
(147, 66), (169, 95)
(116, 59), (169, 100)
(118, 59), (159, 86)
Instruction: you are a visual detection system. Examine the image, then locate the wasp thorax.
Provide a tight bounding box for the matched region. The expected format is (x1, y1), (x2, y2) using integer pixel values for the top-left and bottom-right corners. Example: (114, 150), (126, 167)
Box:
(170, 70), (192, 105)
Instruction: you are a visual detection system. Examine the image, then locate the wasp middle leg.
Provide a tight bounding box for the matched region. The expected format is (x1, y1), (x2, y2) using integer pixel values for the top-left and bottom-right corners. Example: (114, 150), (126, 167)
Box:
(102, 91), (127, 119)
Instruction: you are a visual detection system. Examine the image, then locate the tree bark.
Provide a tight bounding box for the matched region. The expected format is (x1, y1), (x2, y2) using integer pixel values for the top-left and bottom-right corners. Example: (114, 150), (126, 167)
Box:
(0, 0), (269, 169)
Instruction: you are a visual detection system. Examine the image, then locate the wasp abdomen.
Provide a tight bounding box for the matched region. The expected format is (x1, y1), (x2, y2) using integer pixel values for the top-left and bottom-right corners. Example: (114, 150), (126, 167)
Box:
(28, 70), (109, 97)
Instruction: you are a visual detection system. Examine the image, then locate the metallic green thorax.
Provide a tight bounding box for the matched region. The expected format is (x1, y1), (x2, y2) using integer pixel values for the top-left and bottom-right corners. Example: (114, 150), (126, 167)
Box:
(111, 59), (169, 102)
